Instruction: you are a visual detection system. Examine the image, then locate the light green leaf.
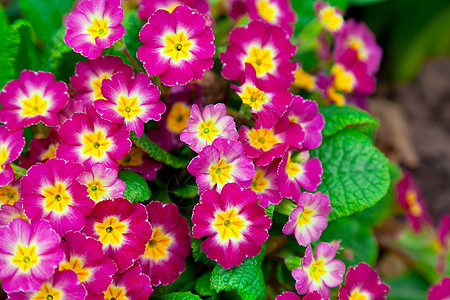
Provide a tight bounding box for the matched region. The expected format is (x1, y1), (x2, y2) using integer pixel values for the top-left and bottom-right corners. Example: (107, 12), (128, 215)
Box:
(130, 132), (189, 168)
(0, 6), (8, 48)
(320, 105), (379, 137)
(161, 292), (201, 300)
(117, 170), (151, 203)
(285, 256), (303, 271)
(311, 129), (390, 220)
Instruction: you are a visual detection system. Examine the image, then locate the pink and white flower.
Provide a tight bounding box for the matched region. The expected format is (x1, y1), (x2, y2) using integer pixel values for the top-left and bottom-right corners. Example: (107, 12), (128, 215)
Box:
(137, 0), (210, 20)
(246, 0), (296, 36)
(0, 179), (21, 206)
(192, 183), (272, 268)
(64, 0), (125, 59)
(250, 160), (282, 207)
(314, 0), (344, 33)
(0, 202), (27, 227)
(0, 127), (25, 187)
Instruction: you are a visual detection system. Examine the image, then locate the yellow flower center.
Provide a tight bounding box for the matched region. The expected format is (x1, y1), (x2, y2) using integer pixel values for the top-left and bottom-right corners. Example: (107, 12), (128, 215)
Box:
(32, 284), (62, 300)
(332, 65), (355, 93)
(117, 96), (142, 120)
(59, 257), (90, 282)
(245, 47), (274, 76)
(86, 180), (107, 202)
(320, 7), (343, 32)
(43, 183), (71, 213)
(294, 68), (315, 91)
(12, 245), (38, 272)
(0, 185), (19, 205)
(209, 159), (233, 186)
(198, 120), (219, 142)
(309, 259), (326, 282)
(285, 154), (301, 178)
(87, 18), (109, 40)
(349, 289), (368, 300)
(95, 217), (127, 245)
(297, 208), (314, 227)
(405, 189), (422, 217)
(167, 102), (191, 133)
(92, 74), (110, 100)
(214, 209), (246, 240)
(348, 37), (368, 61)
(22, 94), (48, 117)
(163, 32), (192, 62)
(248, 128), (279, 151)
(257, 0), (275, 21)
(41, 144), (57, 160)
(250, 170), (269, 193)
(118, 147), (144, 167)
(83, 130), (111, 159)
(327, 86), (346, 106)
(0, 147), (8, 168)
(104, 286), (128, 300)
(143, 227), (172, 261)
(239, 86), (267, 110)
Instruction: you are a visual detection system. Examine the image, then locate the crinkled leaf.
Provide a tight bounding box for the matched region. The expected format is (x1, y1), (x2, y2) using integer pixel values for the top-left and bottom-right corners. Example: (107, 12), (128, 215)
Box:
(161, 292), (201, 300)
(18, 0), (75, 43)
(117, 170), (151, 203)
(191, 238), (215, 266)
(130, 132), (189, 168)
(210, 254), (266, 300)
(0, 19), (39, 88)
(319, 105), (379, 137)
(310, 129), (390, 220)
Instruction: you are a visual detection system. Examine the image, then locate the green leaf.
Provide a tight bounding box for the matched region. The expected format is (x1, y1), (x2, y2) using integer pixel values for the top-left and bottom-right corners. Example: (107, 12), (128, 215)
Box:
(18, 0), (75, 43)
(191, 238), (215, 266)
(117, 170), (151, 203)
(349, 0), (387, 5)
(265, 205), (275, 220)
(210, 255), (265, 300)
(130, 132), (189, 168)
(385, 272), (429, 300)
(195, 272), (217, 298)
(122, 9), (144, 60)
(0, 6), (8, 48)
(319, 105), (379, 137)
(318, 216), (378, 266)
(172, 185), (199, 199)
(0, 19), (39, 88)
(161, 292), (201, 300)
(285, 256), (303, 271)
(311, 129), (390, 220)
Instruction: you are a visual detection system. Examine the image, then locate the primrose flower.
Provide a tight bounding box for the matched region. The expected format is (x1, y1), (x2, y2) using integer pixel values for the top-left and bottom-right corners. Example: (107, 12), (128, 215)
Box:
(250, 160), (282, 207)
(0, 202), (27, 227)
(139, 201), (191, 286)
(293, 242), (345, 297)
(338, 262), (389, 300)
(21, 159), (94, 236)
(64, 0), (125, 59)
(60, 231), (117, 297)
(0, 218), (64, 293)
(94, 72), (165, 137)
(282, 192), (331, 247)
(232, 63), (293, 128)
(278, 150), (323, 198)
(137, 5), (215, 86)
(0, 70), (70, 131)
(192, 183), (272, 268)
(0, 180), (20, 206)
(180, 103), (239, 153)
(137, 0), (210, 19)
(82, 198), (152, 272)
(246, 0), (296, 36)
(276, 291), (324, 300)
(0, 127), (25, 187)
(427, 277), (450, 300)
(8, 270), (87, 300)
(239, 115), (304, 166)
(314, 0), (344, 33)
(118, 146), (163, 180)
(57, 106), (131, 169)
(26, 129), (61, 165)
(294, 65), (317, 92)
(188, 138), (255, 194)
(71, 55), (134, 106)
(104, 262), (153, 300)
(220, 20), (296, 90)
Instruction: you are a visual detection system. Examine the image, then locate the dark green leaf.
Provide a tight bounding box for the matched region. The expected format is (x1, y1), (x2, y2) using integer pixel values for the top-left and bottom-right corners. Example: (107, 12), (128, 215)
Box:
(161, 292), (201, 300)
(319, 105), (379, 137)
(152, 261), (197, 296)
(0, 6), (8, 48)
(349, 0), (387, 5)
(117, 170), (151, 203)
(385, 272), (429, 300)
(172, 185), (199, 199)
(311, 129), (390, 220)
(123, 10), (144, 56)
(130, 132), (189, 168)
(191, 238), (215, 266)
(195, 272), (217, 298)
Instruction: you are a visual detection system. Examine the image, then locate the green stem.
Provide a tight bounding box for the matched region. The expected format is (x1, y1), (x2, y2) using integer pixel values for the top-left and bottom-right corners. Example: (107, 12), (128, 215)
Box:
(116, 40), (145, 74)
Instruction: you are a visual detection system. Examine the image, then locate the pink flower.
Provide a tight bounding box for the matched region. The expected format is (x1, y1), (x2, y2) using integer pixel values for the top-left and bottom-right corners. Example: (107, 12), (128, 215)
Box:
(137, 5), (215, 86)
(293, 242), (345, 298)
(314, 1), (344, 33)
(104, 262), (153, 299)
(0, 70), (70, 131)
(282, 192), (331, 247)
(427, 277), (450, 300)
(180, 103), (239, 153)
(0, 218), (64, 292)
(0, 203), (27, 227)
(94, 72), (165, 137)
(118, 146), (163, 181)
(0, 127), (25, 187)
(246, 0), (297, 36)
(250, 160), (282, 207)
(81, 198), (152, 272)
(276, 291), (300, 300)
(220, 20), (296, 90)
(26, 129), (60, 165)
(192, 183), (272, 268)
(187, 138), (255, 194)
(64, 0), (125, 59)
(7, 270), (87, 300)
(70, 55), (134, 106)
(0, 180), (21, 206)
(137, 0), (210, 20)
(139, 201), (191, 286)
(338, 262), (389, 300)
(57, 106), (131, 169)
(21, 159), (94, 236)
